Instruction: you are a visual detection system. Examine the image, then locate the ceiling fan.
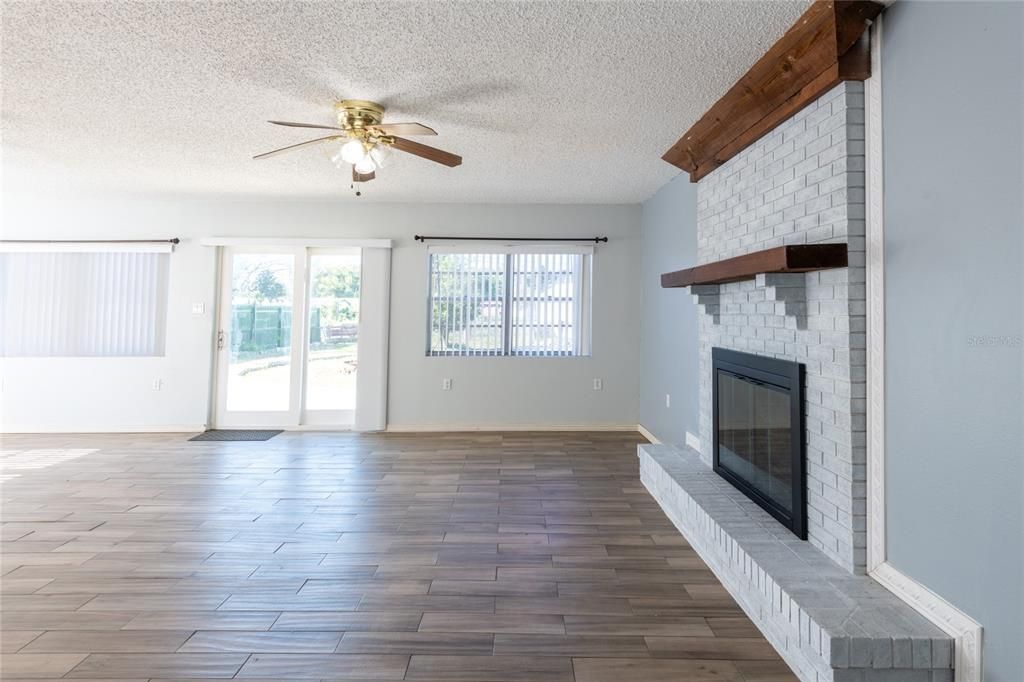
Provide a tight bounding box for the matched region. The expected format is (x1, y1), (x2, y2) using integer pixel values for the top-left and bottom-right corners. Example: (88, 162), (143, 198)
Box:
(253, 99), (462, 185)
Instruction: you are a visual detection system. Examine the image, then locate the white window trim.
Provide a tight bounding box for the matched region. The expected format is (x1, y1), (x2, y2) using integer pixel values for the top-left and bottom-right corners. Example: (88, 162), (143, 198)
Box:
(427, 244), (594, 255)
(201, 237), (392, 249)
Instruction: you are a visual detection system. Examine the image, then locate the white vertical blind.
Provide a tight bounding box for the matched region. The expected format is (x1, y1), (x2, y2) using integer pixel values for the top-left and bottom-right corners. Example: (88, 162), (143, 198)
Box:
(0, 252), (170, 357)
(510, 252), (583, 356)
(427, 248), (590, 357)
(428, 252), (507, 356)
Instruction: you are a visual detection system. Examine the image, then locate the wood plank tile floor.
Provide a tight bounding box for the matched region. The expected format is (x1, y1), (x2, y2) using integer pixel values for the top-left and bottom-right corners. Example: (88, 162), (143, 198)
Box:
(0, 431), (797, 681)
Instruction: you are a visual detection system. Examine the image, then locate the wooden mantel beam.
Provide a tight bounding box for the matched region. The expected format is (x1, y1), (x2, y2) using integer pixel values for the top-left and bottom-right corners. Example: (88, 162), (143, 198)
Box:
(662, 1), (884, 182)
(661, 244), (849, 288)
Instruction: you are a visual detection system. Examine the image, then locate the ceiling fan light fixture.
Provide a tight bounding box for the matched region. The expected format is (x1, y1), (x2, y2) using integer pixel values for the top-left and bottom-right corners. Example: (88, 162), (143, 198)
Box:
(369, 144), (390, 168)
(326, 141), (346, 167)
(354, 154), (377, 175)
(340, 138), (367, 165)
(255, 100), (462, 181)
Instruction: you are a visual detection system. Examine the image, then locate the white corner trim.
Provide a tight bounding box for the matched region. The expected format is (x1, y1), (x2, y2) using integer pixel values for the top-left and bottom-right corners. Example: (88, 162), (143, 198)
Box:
(865, 12), (887, 575)
(863, 17), (982, 682)
(636, 424), (661, 444)
(872, 562), (983, 682)
(200, 237), (393, 248)
(684, 430), (701, 453)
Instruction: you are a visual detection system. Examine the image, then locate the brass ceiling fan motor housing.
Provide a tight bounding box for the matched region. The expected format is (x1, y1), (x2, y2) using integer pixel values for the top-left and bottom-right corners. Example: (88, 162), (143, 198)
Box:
(335, 100), (386, 131)
(255, 100), (461, 168)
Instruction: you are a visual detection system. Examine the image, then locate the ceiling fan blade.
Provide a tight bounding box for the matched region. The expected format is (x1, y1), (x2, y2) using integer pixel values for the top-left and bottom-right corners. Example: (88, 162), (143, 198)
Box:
(268, 120), (345, 131)
(371, 122), (437, 136)
(352, 168), (376, 183)
(253, 135), (341, 160)
(389, 136), (462, 167)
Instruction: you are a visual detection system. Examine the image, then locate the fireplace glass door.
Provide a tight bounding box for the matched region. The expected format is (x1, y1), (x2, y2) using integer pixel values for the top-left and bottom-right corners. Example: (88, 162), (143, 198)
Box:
(712, 348), (806, 538)
(716, 372), (794, 514)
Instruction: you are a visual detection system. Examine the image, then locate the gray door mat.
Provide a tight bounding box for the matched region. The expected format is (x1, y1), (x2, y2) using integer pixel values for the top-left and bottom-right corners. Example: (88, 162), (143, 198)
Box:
(189, 429), (283, 442)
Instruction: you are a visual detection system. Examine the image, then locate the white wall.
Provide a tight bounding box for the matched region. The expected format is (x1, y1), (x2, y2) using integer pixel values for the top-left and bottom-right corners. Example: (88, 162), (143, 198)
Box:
(0, 192), (642, 432)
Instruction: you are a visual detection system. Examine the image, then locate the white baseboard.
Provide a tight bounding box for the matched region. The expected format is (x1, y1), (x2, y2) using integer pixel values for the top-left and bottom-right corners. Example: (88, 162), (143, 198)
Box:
(207, 424), (356, 432)
(636, 424), (661, 444)
(871, 562), (982, 682)
(4, 423), (642, 436)
(386, 423), (639, 433)
(1, 424), (207, 434)
(685, 430), (701, 452)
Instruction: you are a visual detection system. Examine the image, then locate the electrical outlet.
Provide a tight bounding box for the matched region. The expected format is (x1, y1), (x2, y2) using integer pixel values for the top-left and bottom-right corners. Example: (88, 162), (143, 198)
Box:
(593, 378), (603, 391)
(442, 378), (452, 391)
(665, 393), (671, 408)
(152, 379), (164, 391)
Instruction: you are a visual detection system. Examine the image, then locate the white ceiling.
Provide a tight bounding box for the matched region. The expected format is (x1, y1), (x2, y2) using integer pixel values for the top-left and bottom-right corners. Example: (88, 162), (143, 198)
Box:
(1, 1), (809, 203)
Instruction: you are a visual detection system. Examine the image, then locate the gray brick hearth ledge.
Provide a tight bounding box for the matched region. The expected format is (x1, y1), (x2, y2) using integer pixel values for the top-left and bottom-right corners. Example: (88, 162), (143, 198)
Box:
(639, 443), (954, 682)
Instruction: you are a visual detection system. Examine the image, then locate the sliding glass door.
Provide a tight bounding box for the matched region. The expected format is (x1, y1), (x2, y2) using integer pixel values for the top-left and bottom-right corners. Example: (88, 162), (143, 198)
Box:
(214, 246), (361, 428)
(304, 251), (361, 426)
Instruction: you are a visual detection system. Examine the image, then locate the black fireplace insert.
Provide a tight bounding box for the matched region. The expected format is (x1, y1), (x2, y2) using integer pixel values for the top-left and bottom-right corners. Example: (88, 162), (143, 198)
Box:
(712, 348), (806, 539)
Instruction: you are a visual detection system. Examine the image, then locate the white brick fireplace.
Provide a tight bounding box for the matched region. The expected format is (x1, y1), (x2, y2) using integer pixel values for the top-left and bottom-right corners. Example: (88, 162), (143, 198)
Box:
(639, 79), (955, 682)
(694, 82), (868, 574)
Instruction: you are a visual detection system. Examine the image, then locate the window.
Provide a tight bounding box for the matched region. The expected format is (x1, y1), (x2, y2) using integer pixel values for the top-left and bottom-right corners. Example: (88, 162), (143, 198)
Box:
(0, 250), (170, 357)
(427, 247), (591, 356)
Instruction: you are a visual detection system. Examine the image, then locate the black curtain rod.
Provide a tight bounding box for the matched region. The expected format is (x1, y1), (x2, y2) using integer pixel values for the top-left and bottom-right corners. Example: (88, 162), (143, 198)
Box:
(415, 235), (607, 243)
(0, 238), (180, 245)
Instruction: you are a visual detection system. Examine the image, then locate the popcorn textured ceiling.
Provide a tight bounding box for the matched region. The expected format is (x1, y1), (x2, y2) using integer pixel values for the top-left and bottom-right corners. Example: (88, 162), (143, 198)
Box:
(1, 1), (810, 203)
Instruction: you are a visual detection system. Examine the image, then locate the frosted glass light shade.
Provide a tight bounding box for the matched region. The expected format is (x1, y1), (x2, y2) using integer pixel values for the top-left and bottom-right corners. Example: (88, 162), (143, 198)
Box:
(354, 154), (377, 174)
(369, 145), (391, 168)
(340, 139), (366, 164)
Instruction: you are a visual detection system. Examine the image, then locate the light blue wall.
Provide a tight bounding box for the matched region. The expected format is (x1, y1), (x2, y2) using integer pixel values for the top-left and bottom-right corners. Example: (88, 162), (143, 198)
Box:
(0, 196), (643, 431)
(639, 173), (700, 444)
(882, 3), (1024, 680)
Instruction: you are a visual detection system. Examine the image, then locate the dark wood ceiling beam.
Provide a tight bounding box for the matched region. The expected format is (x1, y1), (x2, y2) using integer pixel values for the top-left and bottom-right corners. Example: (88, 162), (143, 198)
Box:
(662, 1), (883, 182)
